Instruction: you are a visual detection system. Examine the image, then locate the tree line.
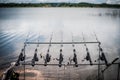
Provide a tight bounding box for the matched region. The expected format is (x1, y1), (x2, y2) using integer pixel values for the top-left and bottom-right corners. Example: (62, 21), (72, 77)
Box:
(0, 3), (120, 8)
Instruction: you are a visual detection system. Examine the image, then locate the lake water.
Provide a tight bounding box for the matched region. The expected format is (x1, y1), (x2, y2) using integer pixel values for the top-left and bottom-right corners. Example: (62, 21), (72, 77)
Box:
(0, 8), (120, 80)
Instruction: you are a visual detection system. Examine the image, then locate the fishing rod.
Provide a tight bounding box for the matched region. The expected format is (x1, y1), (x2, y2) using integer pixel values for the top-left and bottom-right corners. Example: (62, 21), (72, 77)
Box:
(31, 33), (40, 67)
(82, 33), (93, 65)
(94, 32), (108, 66)
(15, 33), (30, 66)
(44, 33), (53, 66)
(58, 32), (64, 67)
(14, 32), (30, 80)
(94, 32), (103, 80)
(94, 33), (120, 80)
(71, 34), (78, 67)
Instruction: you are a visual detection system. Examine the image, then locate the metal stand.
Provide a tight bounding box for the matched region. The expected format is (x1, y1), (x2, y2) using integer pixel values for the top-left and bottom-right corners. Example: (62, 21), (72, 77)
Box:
(23, 43), (26, 80)
(98, 43), (101, 80)
(21, 41), (119, 80)
(117, 63), (120, 80)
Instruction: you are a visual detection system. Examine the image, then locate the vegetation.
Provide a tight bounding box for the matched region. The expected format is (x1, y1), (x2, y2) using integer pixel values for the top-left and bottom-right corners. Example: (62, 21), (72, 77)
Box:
(0, 3), (120, 8)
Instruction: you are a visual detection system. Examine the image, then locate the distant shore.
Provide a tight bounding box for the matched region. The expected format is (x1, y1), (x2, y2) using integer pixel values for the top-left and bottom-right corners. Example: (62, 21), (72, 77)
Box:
(0, 3), (120, 8)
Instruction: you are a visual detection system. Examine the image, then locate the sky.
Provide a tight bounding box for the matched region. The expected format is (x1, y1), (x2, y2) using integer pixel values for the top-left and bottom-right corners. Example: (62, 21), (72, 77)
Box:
(0, 0), (120, 4)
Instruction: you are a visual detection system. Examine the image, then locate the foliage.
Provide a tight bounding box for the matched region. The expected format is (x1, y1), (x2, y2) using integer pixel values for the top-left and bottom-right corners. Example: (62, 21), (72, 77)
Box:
(0, 3), (120, 8)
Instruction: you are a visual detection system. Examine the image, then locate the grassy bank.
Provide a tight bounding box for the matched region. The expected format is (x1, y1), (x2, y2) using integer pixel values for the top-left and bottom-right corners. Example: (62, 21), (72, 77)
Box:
(0, 3), (120, 8)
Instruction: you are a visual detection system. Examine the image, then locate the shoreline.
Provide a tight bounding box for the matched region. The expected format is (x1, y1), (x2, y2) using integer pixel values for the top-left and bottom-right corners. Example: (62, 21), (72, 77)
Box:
(0, 68), (44, 80)
(0, 3), (120, 8)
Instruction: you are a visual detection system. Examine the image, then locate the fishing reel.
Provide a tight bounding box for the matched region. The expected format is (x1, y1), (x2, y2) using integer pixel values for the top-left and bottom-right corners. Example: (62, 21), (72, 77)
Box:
(2, 63), (19, 80)
(34, 49), (39, 61)
(82, 48), (93, 65)
(85, 52), (93, 65)
(46, 54), (51, 62)
(94, 47), (108, 66)
(68, 49), (78, 67)
(58, 49), (64, 67)
(31, 58), (35, 67)
(15, 49), (25, 66)
(99, 47), (108, 66)
(44, 51), (51, 66)
(19, 49), (25, 61)
(2, 70), (19, 80)
(72, 49), (78, 67)
(31, 49), (39, 67)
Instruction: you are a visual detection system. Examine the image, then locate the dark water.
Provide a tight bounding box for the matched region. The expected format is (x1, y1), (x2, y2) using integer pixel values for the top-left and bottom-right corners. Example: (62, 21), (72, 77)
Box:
(0, 8), (120, 80)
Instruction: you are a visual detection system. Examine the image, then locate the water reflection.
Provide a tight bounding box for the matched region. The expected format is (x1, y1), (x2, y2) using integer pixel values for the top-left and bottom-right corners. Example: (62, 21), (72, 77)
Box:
(90, 9), (120, 18)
